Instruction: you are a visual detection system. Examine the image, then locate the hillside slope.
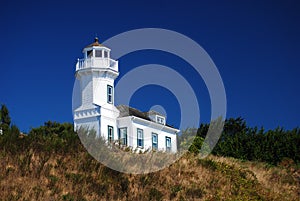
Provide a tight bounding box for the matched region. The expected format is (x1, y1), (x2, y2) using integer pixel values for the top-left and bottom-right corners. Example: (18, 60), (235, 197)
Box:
(1, 144), (299, 201)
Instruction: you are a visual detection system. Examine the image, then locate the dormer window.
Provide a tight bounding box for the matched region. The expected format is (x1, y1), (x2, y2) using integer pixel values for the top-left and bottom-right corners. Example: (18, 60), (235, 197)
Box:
(95, 50), (102, 57)
(156, 116), (165, 125)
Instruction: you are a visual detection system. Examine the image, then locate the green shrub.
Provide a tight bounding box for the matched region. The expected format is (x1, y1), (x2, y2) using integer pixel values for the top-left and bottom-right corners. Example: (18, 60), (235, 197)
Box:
(170, 184), (182, 199)
(62, 193), (74, 201)
(149, 188), (163, 201)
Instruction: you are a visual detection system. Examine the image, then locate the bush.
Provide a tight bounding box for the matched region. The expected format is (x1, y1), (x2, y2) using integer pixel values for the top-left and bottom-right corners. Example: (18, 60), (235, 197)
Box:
(192, 118), (300, 165)
(149, 188), (163, 201)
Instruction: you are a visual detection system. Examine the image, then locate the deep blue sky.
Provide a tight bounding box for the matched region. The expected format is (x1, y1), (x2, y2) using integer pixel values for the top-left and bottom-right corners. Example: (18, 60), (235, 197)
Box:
(0, 0), (299, 132)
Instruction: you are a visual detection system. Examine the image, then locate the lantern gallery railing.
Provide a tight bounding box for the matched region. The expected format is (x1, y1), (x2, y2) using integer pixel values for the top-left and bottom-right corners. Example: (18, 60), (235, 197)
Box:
(76, 58), (118, 71)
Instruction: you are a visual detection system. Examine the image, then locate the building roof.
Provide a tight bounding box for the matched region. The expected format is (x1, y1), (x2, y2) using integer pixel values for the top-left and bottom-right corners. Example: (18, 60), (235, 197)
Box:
(146, 110), (165, 117)
(117, 105), (151, 120)
(117, 105), (174, 128)
(84, 37), (105, 48)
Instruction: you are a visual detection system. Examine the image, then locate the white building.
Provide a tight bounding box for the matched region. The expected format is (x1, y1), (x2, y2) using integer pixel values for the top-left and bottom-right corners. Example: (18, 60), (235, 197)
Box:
(73, 38), (179, 152)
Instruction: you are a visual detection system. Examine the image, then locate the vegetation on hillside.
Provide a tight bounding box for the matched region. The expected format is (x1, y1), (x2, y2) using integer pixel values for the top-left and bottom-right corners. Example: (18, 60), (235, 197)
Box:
(0, 104), (11, 134)
(185, 117), (300, 166)
(0, 104), (299, 200)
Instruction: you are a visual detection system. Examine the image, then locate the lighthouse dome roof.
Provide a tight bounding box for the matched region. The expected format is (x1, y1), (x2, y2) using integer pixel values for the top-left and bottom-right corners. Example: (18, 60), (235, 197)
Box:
(84, 37), (106, 48)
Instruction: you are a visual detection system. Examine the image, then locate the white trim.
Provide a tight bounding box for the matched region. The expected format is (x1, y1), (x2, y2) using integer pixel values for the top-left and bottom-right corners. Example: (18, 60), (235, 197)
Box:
(131, 116), (179, 133)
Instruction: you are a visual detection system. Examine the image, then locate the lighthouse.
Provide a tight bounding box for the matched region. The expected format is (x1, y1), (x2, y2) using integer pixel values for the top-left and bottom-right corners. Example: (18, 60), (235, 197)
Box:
(73, 37), (120, 140)
(73, 38), (179, 152)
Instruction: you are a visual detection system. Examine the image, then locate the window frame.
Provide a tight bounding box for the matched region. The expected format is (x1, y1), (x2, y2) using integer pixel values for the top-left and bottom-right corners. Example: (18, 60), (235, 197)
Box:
(104, 51), (108, 58)
(152, 133), (158, 150)
(156, 115), (165, 125)
(118, 127), (127, 146)
(108, 125), (114, 142)
(137, 128), (144, 148)
(95, 50), (102, 57)
(87, 50), (93, 58)
(166, 136), (171, 152)
(107, 85), (113, 104)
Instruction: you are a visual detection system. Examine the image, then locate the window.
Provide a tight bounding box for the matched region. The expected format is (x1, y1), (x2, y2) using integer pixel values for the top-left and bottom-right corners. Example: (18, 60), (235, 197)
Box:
(152, 133), (158, 150)
(119, 127), (127, 145)
(104, 51), (108, 58)
(87, 50), (93, 58)
(95, 50), (102, 57)
(156, 116), (165, 125)
(107, 85), (113, 104)
(166, 137), (171, 152)
(108, 126), (114, 142)
(137, 128), (144, 148)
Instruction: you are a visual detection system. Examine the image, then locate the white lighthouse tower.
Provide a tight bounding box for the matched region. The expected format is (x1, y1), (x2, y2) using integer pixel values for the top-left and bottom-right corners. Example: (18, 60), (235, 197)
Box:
(73, 37), (119, 140)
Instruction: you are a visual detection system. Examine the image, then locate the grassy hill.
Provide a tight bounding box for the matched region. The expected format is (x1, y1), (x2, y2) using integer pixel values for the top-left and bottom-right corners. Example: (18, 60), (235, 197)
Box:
(1, 140), (299, 200)
(0, 120), (299, 200)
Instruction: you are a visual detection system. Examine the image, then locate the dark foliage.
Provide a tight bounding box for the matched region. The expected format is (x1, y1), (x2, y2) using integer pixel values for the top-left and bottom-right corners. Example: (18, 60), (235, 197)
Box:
(0, 120), (83, 157)
(1, 103), (299, 166)
(0, 104), (11, 133)
(191, 117), (300, 165)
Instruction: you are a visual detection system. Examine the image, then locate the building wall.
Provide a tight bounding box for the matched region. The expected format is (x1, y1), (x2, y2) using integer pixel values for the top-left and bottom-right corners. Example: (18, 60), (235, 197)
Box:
(74, 115), (100, 135)
(99, 108), (119, 140)
(75, 70), (118, 138)
(93, 74), (115, 106)
(79, 74), (93, 106)
(117, 116), (177, 153)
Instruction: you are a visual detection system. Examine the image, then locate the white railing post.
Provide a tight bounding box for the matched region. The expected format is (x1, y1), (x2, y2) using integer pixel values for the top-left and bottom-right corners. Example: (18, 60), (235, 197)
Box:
(76, 58), (79, 70)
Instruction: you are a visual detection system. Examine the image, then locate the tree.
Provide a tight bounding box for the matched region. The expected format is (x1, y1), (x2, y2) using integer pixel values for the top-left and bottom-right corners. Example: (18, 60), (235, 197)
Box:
(0, 104), (11, 132)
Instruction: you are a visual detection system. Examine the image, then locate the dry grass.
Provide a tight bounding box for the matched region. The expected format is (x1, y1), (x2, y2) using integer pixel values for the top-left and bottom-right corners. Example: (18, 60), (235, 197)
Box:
(0, 149), (299, 201)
